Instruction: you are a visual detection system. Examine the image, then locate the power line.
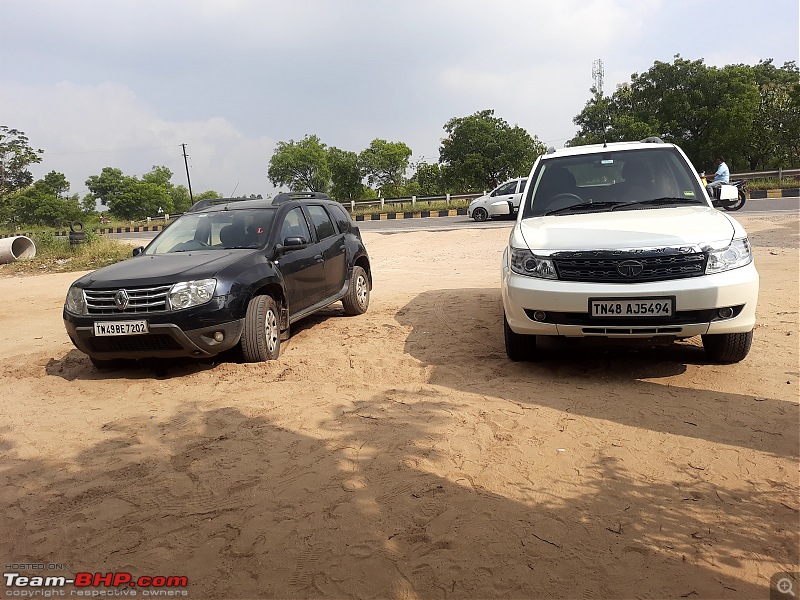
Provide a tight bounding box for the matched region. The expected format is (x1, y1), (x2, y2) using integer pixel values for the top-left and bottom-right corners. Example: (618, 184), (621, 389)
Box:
(44, 143), (179, 156)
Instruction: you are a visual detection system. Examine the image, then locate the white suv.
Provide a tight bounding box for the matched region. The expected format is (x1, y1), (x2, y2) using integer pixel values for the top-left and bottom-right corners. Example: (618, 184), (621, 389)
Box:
(501, 138), (759, 363)
(467, 177), (527, 221)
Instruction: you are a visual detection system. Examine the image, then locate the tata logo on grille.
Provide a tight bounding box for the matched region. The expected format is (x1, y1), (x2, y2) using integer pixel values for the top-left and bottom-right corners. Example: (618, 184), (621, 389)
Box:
(617, 260), (644, 278)
(114, 289), (130, 310)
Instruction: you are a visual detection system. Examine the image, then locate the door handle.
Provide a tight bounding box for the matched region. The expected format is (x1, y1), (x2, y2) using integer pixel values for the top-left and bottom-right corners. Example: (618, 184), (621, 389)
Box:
(314, 254), (323, 262)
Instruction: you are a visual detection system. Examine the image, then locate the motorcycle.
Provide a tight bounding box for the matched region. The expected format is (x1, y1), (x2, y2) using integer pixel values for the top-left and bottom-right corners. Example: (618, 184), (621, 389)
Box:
(701, 173), (748, 211)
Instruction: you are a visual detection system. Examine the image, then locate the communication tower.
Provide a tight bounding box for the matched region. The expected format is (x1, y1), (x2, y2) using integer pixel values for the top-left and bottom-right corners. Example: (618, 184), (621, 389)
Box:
(592, 59), (604, 96)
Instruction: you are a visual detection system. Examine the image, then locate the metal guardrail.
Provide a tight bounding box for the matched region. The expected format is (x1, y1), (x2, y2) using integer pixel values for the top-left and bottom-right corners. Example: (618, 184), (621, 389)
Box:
(731, 168), (800, 180)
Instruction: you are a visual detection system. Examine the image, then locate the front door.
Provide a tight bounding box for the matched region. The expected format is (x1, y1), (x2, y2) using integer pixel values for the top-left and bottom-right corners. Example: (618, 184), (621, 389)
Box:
(276, 207), (326, 313)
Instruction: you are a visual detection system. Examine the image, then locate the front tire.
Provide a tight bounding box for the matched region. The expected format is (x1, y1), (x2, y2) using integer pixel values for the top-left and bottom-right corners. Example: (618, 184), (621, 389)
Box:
(504, 313), (537, 361)
(701, 330), (753, 363)
(241, 295), (281, 362)
(472, 207), (489, 222)
(342, 266), (370, 315)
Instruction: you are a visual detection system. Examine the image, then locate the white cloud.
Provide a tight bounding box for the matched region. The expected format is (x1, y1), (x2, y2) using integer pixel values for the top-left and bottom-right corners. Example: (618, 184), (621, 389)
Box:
(0, 81), (276, 197)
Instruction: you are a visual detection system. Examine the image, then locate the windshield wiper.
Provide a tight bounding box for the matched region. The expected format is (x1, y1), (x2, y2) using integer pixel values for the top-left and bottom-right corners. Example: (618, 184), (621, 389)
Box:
(544, 201), (625, 216)
(611, 197), (701, 211)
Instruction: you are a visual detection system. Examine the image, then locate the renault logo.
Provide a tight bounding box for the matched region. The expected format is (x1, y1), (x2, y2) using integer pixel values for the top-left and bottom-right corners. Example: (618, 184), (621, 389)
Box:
(617, 260), (644, 277)
(114, 289), (130, 310)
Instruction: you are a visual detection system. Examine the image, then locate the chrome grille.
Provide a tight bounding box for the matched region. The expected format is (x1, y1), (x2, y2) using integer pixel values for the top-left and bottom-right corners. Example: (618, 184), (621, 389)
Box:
(85, 285), (171, 314)
(554, 252), (706, 283)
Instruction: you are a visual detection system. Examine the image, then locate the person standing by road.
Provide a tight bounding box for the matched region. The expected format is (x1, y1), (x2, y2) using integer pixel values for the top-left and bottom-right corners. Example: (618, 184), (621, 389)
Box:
(706, 157), (730, 199)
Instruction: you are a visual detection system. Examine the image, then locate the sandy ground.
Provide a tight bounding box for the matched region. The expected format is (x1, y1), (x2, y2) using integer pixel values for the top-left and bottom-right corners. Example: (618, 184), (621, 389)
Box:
(0, 214), (798, 600)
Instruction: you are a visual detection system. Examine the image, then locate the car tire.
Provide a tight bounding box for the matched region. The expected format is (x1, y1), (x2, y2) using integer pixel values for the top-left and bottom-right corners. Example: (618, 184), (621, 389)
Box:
(342, 266), (370, 315)
(241, 295), (281, 361)
(504, 313), (537, 361)
(473, 207), (488, 222)
(701, 330), (753, 363)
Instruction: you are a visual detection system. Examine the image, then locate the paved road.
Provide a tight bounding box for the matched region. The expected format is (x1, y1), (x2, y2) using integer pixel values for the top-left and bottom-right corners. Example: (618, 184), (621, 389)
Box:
(112, 196), (799, 243)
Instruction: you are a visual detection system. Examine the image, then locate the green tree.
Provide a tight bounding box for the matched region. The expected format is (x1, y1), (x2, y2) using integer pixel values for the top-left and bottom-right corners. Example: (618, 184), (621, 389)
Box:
(0, 126), (44, 198)
(268, 135), (331, 192)
(328, 147), (365, 201)
(7, 172), (82, 227)
(568, 56), (799, 171)
(411, 162), (447, 196)
(439, 110), (545, 190)
(39, 171), (70, 198)
(170, 185), (192, 213)
(358, 138), (412, 197)
(748, 60), (800, 169)
(86, 167), (175, 220)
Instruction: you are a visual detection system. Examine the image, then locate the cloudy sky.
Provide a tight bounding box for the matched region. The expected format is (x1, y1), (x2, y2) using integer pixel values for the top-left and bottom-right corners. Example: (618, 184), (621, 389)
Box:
(1, 0), (798, 199)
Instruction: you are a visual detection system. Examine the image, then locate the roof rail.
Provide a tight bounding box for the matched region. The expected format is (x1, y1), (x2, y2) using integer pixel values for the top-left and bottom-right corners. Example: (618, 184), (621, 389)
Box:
(188, 197), (251, 212)
(640, 136), (665, 144)
(272, 191), (331, 205)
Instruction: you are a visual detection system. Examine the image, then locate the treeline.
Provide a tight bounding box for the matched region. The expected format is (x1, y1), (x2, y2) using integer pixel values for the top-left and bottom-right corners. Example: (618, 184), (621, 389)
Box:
(268, 110), (544, 200)
(570, 57), (799, 172)
(1, 56), (797, 228)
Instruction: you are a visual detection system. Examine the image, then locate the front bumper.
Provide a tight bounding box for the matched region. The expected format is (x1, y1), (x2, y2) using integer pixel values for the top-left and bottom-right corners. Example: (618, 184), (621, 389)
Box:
(501, 260), (759, 339)
(63, 296), (245, 359)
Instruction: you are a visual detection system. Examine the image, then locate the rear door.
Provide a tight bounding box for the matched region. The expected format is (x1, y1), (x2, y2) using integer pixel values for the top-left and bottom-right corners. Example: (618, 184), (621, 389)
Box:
(305, 204), (347, 299)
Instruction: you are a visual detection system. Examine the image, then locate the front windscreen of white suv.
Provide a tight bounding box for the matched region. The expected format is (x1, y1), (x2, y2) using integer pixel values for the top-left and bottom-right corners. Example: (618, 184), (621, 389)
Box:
(501, 139), (759, 363)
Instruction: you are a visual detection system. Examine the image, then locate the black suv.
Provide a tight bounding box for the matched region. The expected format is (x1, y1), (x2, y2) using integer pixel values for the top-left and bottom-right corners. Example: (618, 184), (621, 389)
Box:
(63, 192), (372, 366)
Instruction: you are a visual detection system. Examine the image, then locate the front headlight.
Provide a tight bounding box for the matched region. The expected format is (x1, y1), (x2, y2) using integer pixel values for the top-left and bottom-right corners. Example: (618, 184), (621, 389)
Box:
(65, 286), (87, 314)
(510, 248), (557, 279)
(706, 238), (753, 274)
(168, 279), (217, 310)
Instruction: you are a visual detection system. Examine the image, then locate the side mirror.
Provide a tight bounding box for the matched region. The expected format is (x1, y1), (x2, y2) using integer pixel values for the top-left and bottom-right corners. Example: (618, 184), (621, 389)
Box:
(132, 246), (145, 256)
(275, 237), (308, 254)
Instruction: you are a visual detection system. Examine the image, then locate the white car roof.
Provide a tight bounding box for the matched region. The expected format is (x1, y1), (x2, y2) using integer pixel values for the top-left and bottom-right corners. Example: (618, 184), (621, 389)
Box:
(543, 139), (676, 159)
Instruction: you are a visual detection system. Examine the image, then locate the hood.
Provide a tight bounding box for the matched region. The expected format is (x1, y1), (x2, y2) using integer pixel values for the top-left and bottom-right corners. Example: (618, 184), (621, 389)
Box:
(516, 206), (740, 253)
(77, 250), (250, 288)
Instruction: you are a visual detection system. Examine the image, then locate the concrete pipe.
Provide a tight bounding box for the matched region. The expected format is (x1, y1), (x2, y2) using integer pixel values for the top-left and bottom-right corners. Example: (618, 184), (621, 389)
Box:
(0, 236), (37, 264)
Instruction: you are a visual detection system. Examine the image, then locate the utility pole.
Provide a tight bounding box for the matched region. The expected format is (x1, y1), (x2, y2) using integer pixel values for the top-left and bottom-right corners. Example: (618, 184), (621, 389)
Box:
(181, 143), (194, 203)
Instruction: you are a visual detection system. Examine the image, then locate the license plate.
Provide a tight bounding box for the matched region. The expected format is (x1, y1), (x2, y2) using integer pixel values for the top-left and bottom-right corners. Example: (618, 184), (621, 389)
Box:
(590, 297), (674, 318)
(93, 320), (149, 336)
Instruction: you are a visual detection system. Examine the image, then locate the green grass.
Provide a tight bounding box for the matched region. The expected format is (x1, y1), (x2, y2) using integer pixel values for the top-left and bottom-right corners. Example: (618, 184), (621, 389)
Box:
(0, 231), (137, 276)
(745, 177), (799, 191)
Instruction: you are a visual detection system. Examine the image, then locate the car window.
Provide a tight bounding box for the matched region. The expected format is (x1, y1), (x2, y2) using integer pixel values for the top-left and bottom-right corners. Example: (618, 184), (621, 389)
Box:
(493, 180), (518, 196)
(306, 205), (336, 240)
(328, 203), (352, 233)
(145, 209), (275, 254)
(522, 148), (705, 218)
(518, 179), (527, 193)
(279, 207), (312, 243)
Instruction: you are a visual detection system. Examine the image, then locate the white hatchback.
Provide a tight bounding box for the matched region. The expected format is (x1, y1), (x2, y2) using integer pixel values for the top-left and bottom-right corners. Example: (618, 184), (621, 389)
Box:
(467, 177), (527, 221)
(501, 139), (759, 363)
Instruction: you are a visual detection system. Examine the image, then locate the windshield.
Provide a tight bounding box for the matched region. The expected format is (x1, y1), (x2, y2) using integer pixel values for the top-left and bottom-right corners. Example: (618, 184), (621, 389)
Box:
(521, 147), (706, 218)
(144, 209), (276, 255)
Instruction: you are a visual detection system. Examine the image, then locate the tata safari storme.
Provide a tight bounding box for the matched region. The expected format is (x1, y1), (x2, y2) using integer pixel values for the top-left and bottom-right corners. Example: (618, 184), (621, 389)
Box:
(501, 138), (759, 363)
(64, 192), (372, 367)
